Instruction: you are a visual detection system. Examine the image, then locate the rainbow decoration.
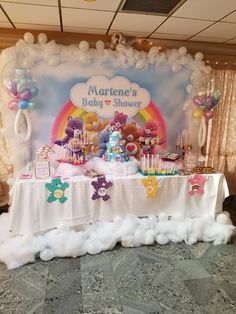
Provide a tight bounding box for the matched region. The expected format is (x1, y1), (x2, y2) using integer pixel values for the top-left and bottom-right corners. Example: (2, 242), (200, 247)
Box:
(51, 100), (166, 147)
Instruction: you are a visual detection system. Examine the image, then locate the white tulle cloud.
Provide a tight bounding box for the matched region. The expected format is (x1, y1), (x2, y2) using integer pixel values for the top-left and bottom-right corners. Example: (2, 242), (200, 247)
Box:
(0, 212), (234, 269)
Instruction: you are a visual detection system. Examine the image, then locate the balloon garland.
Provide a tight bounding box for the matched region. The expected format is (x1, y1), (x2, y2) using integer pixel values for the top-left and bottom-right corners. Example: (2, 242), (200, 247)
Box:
(192, 87), (222, 147)
(5, 69), (38, 142)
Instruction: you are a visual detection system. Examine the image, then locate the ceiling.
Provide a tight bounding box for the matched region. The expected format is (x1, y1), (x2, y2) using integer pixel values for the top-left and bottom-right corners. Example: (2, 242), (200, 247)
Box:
(0, 0), (235, 45)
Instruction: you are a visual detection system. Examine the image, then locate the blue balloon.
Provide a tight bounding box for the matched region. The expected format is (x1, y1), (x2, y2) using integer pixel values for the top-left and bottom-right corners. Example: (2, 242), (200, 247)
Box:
(19, 99), (29, 110)
(30, 86), (39, 97)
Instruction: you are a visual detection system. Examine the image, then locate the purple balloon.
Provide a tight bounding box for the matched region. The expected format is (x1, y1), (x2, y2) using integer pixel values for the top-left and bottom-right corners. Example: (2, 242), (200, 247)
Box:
(193, 95), (203, 106)
(8, 100), (19, 110)
(30, 86), (39, 97)
(6, 80), (17, 96)
(20, 88), (32, 100)
(204, 110), (214, 120)
(205, 95), (214, 109)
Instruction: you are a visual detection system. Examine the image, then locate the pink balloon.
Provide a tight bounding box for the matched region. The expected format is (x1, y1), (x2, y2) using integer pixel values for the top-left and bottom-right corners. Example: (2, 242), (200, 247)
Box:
(20, 88), (32, 100)
(8, 100), (19, 110)
(204, 110), (214, 120)
(6, 80), (17, 96)
(193, 95), (203, 106)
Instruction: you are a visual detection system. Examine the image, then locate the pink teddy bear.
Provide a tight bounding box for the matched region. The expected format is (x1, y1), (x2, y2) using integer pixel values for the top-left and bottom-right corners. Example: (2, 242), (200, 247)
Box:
(188, 174), (207, 196)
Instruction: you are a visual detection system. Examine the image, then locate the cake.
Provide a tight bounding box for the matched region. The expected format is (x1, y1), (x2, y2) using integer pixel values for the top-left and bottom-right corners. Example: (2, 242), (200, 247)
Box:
(104, 130), (129, 162)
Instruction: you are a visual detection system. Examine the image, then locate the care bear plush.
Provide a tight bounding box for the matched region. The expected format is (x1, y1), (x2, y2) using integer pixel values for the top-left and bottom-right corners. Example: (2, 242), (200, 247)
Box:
(140, 120), (159, 138)
(84, 112), (108, 133)
(54, 116), (83, 146)
(98, 131), (110, 157)
(110, 111), (128, 131)
(122, 122), (141, 160)
(83, 112), (108, 154)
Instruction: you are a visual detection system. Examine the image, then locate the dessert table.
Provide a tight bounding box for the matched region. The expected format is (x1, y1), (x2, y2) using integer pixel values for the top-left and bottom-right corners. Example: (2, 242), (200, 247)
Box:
(9, 173), (229, 236)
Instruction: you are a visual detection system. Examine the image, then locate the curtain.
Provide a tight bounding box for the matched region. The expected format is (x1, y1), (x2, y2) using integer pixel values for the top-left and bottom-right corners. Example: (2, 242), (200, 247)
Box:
(206, 69), (236, 194)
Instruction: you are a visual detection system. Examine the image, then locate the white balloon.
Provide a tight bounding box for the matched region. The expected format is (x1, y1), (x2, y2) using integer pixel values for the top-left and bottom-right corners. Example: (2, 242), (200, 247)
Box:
(186, 84), (193, 94)
(24, 32), (34, 44)
(48, 55), (60, 66)
(116, 43), (125, 52)
(79, 41), (89, 52)
(135, 59), (146, 69)
(204, 65), (212, 74)
(171, 63), (182, 72)
(22, 57), (34, 68)
(40, 249), (55, 261)
(156, 234), (169, 245)
(178, 46), (187, 56)
(195, 52), (204, 61)
(96, 40), (105, 51)
(38, 33), (47, 45)
(148, 46), (159, 56)
(216, 213), (230, 225)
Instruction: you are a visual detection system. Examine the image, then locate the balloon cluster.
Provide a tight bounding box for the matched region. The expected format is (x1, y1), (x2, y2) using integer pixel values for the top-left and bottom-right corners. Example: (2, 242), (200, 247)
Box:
(6, 69), (38, 111)
(192, 88), (222, 120)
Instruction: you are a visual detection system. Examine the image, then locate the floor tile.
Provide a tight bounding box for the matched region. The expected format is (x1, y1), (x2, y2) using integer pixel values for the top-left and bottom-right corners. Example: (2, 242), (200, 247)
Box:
(0, 299), (44, 314)
(81, 268), (116, 294)
(82, 290), (122, 314)
(45, 258), (82, 299)
(80, 251), (112, 272)
(43, 293), (83, 314)
(174, 259), (211, 280)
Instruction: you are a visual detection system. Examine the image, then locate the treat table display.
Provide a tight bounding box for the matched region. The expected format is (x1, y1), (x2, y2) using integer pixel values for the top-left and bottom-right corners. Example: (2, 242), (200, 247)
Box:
(9, 172), (228, 236)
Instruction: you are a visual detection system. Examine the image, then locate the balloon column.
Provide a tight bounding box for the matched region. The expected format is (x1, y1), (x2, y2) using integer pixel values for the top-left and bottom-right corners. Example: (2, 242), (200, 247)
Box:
(192, 87), (222, 147)
(192, 88), (222, 120)
(5, 69), (39, 142)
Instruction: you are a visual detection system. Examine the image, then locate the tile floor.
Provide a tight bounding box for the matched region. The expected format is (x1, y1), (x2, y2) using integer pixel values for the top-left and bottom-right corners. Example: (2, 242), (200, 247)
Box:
(0, 240), (235, 314)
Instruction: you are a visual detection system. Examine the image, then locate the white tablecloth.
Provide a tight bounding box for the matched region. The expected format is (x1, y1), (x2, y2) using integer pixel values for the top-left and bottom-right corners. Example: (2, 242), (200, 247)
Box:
(9, 173), (229, 236)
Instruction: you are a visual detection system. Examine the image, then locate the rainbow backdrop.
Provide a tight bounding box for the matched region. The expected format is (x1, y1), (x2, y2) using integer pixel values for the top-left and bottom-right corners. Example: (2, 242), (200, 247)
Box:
(51, 100), (167, 147)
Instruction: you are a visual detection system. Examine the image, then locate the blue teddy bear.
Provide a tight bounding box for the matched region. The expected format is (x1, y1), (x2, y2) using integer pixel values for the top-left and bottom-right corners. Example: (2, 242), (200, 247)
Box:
(98, 131), (110, 157)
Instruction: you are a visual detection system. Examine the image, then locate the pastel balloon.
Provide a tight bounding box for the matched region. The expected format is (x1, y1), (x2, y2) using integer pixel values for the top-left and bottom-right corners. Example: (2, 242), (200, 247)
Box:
(204, 110), (214, 120)
(192, 109), (203, 119)
(8, 100), (19, 110)
(20, 89), (32, 100)
(19, 99), (29, 110)
(6, 81), (17, 95)
(30, 86), (39, 97)
(28, 101), (37, 110)
(193, 95), (203, 106)
(212, 88), (222, 101)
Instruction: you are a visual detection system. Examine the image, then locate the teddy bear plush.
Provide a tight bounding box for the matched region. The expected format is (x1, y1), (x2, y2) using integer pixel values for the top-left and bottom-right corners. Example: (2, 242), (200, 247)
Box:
(98, 131), (110, 157)
(54, 116), (83, 146)
(84, 112), (108, 133)
(110, 111), (128, 131)
(122, 122), (141, 160)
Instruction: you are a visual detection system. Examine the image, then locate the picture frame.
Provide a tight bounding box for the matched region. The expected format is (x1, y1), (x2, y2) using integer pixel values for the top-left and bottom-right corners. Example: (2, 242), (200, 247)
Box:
(34, 160), (50, 179)
(184, 152), (198, 171)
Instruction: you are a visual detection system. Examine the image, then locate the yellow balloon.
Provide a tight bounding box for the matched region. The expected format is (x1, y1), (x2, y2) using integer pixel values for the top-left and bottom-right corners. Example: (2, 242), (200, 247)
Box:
(192, 109), (203, 119)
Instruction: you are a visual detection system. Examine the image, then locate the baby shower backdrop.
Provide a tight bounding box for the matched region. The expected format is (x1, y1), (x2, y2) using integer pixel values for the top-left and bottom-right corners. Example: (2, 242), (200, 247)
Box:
(0, 32), (212, 174)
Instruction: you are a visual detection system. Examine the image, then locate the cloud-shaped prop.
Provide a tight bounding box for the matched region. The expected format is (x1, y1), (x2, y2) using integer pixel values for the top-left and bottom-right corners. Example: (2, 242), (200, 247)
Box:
(70, 75), (151, 119)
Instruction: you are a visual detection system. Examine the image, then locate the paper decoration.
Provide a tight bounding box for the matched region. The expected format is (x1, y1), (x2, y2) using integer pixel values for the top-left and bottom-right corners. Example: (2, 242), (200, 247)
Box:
(35, 160), (50, 179)
(188, 174), (206, 196)
(141, 176), (158, 198)
(91, 176), (113, 201)
(45, 178), (69, 203)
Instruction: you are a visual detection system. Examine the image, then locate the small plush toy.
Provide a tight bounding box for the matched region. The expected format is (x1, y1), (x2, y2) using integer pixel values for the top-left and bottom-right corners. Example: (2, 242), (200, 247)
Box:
(141, 120), (159, 138)
(84, 112), (108, 133)
(122, 122), (141, 160)
(54, 117), (83, 146)
(141, 176), (158, 198)
(110, 111), (128, 131)
(98, 131), (110, 157)
(91, 176), (113, 201)
(45, 178), (69, 203)
(188, 174), (207, 196)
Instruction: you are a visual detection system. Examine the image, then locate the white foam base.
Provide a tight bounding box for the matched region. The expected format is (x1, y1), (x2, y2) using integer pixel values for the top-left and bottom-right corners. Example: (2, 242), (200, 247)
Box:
(90, 157), (139, 176)
(0, 212), (235, 269)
